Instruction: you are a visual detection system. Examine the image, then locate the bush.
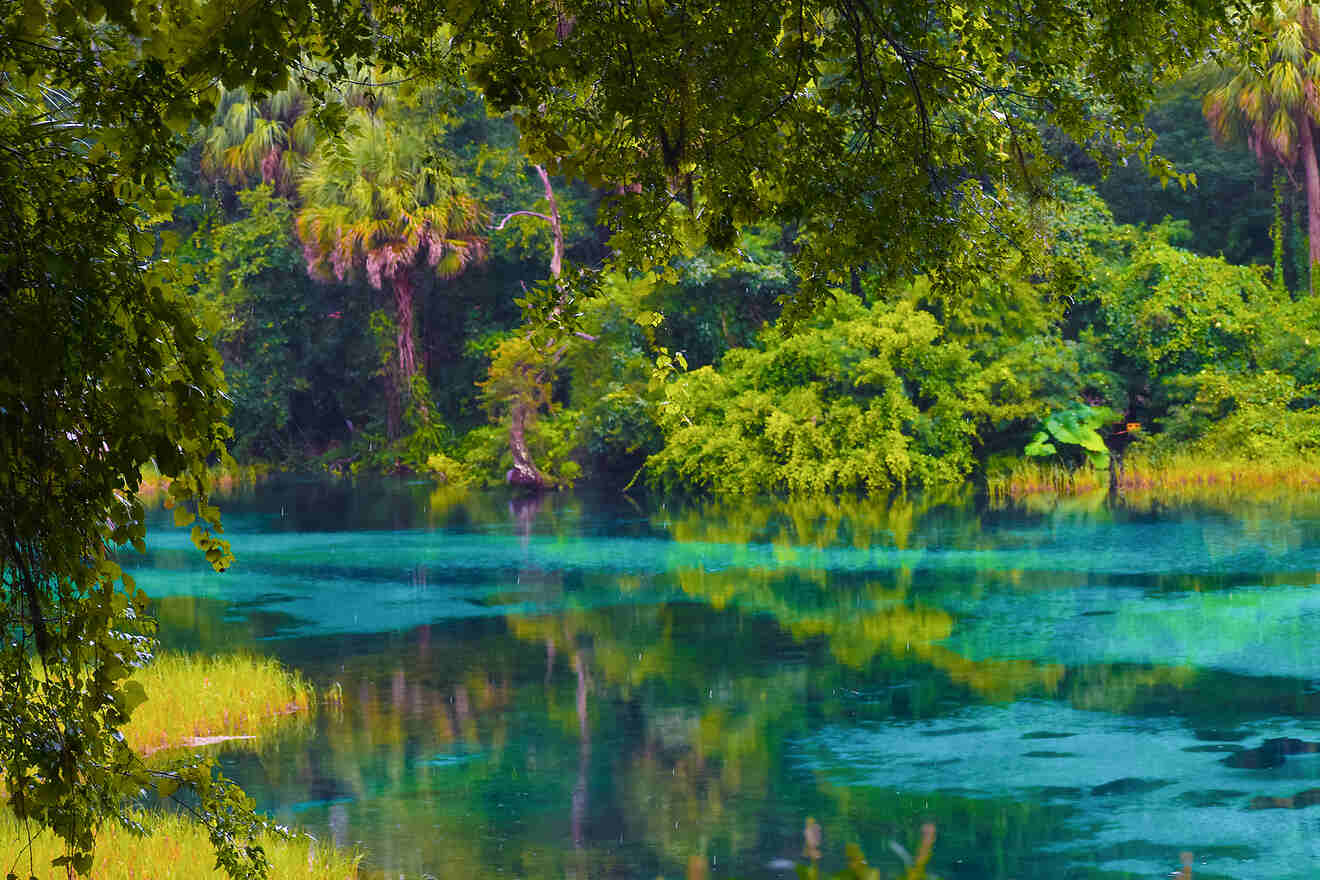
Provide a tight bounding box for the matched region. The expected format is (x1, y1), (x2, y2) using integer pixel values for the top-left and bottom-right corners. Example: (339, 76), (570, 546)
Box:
(646, 294), (1027, 495)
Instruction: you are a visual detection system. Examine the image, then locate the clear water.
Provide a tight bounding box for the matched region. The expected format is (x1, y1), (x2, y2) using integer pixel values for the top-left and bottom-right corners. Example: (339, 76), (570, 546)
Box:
(127, 479), (1320, 879)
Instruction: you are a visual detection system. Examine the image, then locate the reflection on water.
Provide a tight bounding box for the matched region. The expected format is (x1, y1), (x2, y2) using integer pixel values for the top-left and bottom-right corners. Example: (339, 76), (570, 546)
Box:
(127, 480), (1320, 879)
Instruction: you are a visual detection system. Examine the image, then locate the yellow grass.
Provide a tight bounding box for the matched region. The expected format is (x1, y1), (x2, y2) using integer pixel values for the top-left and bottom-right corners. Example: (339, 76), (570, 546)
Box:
(1, 809), (360, 880)
(987, 452), (1320, 506)
(123, 653), (313, 757)
(2, 655), (350, 879)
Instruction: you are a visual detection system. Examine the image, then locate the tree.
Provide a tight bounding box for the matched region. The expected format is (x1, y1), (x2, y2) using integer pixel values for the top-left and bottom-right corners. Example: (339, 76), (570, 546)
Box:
(0, 0), (436, 875)
(201, 86), (315, 197)
(483, 164), (586, 488)
(296, 104), (489, 439)
(452, 0), (1242, 314)
(1204, 0), (1320, 293)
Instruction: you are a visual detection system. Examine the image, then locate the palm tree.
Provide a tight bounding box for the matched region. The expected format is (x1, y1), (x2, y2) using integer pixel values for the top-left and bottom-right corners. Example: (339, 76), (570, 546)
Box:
(1204, 0), (1320, 292)
(296, 105), (488, 437)
(201, 86), (314, 196)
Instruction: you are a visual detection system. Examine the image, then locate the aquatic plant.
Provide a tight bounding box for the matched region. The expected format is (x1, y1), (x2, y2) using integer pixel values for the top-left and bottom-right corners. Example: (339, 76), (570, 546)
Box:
(1023, 403), (1119, 471)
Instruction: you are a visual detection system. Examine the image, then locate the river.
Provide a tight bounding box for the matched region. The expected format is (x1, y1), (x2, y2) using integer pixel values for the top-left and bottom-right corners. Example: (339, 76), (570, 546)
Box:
(126, 478), (1320, 879)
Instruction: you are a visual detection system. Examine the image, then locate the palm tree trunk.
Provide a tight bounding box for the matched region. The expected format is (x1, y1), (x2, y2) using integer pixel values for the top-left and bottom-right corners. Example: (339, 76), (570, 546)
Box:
(391, 271), (429, 433)
(1299, 115), (1320, 295)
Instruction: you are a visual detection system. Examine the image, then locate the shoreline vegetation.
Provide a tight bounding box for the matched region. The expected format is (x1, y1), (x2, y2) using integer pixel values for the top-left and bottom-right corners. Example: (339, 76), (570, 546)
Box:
(987, 452), (1320, 505)
(123, 653), (314, 757)
(3, 654), (360, 879)
(0, 810), (361, 880)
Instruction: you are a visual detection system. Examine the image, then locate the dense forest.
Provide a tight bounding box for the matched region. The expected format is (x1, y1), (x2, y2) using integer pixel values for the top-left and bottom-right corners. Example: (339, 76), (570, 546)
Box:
(179, 68), (1320, 496)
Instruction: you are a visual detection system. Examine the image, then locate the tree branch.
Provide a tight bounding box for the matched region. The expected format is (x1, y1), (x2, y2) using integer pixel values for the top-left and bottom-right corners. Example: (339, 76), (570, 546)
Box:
(491, 209), (554, 230)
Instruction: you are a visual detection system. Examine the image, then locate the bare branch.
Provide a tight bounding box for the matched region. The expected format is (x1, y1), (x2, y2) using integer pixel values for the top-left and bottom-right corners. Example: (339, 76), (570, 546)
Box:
(491, 209), (554, 230)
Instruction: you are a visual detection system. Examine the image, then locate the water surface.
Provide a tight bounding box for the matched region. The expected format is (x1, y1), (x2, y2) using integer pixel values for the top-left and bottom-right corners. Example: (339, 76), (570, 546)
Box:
(129, 480), (1320, 879)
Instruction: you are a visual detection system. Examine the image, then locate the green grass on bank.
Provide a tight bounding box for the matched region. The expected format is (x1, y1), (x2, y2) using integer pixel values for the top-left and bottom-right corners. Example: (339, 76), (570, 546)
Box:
(1, 809), (361, 880)
(125, 652), (314, 756)
(987, 452), (1320, 504)
(3, 654), (351, 879)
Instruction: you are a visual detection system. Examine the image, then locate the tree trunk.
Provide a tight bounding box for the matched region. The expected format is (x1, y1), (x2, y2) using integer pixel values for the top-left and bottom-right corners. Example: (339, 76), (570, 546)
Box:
(535, 165), (565, 280)
(1298, 115), (1320, 295)
(507, 397), (548, 488)
(500, 167), (567, 491)
(391, 270), (429, 436)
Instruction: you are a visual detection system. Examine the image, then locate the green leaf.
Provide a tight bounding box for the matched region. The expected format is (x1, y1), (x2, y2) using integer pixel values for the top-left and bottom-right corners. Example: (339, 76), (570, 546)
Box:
(119, 680), (148, 714)
(156, 776), (181, 799)
(1023, 431), (1057, 458)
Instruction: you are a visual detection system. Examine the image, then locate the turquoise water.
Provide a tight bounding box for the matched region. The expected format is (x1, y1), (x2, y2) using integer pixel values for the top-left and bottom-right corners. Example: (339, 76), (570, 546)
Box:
(129, 480), (1320, 879)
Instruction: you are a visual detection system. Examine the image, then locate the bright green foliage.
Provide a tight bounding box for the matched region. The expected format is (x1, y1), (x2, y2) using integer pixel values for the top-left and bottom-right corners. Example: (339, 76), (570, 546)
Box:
(1057, 185), (1280, 421)
(459, 417), (584, 489)
(1087, 234), (1273, 383)
(1156, 369), (1320, 458)
(473, 336), (583, 487)
(1024, 404), (1121, 470)
(1053, 183), (1320, 470)
(647, 294), (1014, 495)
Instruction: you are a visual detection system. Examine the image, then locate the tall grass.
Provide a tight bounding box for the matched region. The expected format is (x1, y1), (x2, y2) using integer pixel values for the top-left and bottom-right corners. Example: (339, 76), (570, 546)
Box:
(3, 655), (346, 878)
(1, 809), (360, 880)
(987, 452), (1320, 506)
(124, 653), (313, 756)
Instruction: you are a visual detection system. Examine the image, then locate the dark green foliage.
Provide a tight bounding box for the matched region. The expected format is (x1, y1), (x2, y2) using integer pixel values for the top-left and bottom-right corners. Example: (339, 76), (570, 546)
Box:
(1055, 184), (1279, 420)
(0, 15), (286, 874)
(1062, 82), (1275, 269)
(188, 187), (380, 461)
(458, 0), (1237, 313)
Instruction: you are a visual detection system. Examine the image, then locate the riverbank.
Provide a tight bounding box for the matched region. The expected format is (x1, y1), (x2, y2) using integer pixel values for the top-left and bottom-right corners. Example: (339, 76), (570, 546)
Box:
(0, 809), (361, 879)
(124, 652), (314, 756)
(2, 653), (358, 879)
(137, 462), (271, 498)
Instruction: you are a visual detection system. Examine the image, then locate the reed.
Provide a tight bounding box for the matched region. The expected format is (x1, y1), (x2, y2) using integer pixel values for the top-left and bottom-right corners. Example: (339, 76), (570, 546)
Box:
(0, 809), (360, 880)
(123, 652), (313, 757)
(987, 452), (1320, 506)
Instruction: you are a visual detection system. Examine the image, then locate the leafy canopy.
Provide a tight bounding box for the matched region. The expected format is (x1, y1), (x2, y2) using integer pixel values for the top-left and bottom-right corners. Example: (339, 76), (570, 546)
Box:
(451, 0), (1244, 311)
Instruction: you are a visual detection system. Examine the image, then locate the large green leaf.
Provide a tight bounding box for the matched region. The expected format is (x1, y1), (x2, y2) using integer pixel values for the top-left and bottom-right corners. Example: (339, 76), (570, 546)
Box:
(1023, 431), (1057, 458)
